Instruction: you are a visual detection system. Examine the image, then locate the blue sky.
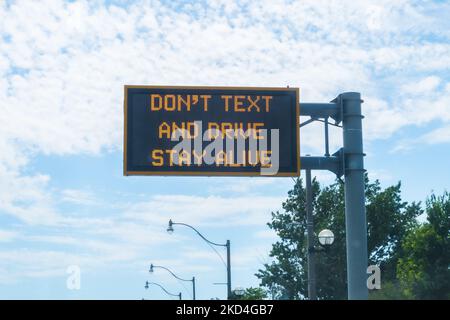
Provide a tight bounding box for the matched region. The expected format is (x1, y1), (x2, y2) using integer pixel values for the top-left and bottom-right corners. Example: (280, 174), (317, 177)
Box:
(1, 0), (450, 299)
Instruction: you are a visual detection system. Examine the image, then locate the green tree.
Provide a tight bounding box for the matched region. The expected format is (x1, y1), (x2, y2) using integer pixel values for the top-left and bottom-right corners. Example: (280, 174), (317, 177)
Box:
(397, 192), (450, 299)
(255, 177), (317, 299)
(368, 281), (408, 300)
(234, 287), (268, 300)
(256, 176), (422, 300)
(366, 181), (422, 280)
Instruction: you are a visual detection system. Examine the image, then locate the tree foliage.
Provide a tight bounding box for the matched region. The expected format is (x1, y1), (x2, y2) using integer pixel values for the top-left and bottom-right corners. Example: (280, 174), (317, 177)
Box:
(237, 287), (268, 300)
(397, 192), (450, 299)
(255, 175), (425, 299)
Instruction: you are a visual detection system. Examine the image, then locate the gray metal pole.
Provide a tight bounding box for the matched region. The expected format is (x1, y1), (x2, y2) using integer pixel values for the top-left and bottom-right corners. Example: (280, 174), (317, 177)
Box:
(226, 240), (232, 299)
(324, 117), (330, 157)
(306, 169), (317, 300)
(301, 103), (339, 120)
(341, 92), (368, 300)
(192, 276), (196, 300)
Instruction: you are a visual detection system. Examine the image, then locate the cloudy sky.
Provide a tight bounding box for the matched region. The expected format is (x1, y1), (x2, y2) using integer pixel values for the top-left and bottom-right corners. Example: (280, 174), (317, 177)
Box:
(1, 0), (450, 299)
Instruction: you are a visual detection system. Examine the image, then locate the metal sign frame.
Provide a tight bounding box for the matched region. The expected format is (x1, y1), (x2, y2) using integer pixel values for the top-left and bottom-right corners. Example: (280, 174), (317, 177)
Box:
(123, 85), (300, 177)
(300, 92), (368, 300)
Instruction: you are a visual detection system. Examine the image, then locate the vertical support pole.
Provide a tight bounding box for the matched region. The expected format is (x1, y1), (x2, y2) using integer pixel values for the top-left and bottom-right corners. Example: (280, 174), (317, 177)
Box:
(226, 240), (232, 300)
(179, 292), (182, 300)
(306, 169), (317, 300)
(192, 277), (196, 300)
(341, 92), (368, 300)
(324, 117), (330, 157)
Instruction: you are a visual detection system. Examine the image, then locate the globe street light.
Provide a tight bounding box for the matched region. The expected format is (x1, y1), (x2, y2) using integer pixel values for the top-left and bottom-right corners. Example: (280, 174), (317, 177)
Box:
(307, 226), (335, 300)
(318, 229), (335, 246)
(149, 263), (196, 300)
(145, 281), (182, 300)
(233, 287), (245, 299)
(167, 219), (232, 299)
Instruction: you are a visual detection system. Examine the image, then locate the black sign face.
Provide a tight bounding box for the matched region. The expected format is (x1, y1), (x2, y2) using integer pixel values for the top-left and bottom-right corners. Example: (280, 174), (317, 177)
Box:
(124, 86), (300, 176)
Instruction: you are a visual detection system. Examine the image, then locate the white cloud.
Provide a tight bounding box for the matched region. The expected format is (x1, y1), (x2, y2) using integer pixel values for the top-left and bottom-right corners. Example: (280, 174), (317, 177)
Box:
(0, 168), (59, 225)
(393, 125), (450, 153)
(123, 194), (284, 227)
(253, 229), (277, 240)
(0, 218), (179, 284)
(232, 245), (272, 270)
(0, 230), (18, 242)
(61, 189), (98, 206)
(363, 96), (408, 141)
(367, 169), (393, 183)
(0, 249), (90, 283)
(421, 126), (450, 145)
(401, 76), (441, 96)
(207, 177), (291, 194)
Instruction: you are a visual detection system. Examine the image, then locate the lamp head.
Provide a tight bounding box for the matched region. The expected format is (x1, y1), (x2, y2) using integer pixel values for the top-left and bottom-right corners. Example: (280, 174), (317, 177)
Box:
(233, 287), (245, 297)
(144, 281), (149, 289)
(318, 229), (335, 246)
(149, 264), (154, 273)
(167, 219), (174, 234)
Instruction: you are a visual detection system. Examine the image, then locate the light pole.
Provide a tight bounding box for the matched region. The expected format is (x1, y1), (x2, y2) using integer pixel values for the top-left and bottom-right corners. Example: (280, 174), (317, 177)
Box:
(307, 227), (335, 300)
(301, 92), (368, 299)
(149, 263), (196, 300)
(305, 168), (316, 300)
(167, 219), (232, 299)
(145, 281), (182, 300)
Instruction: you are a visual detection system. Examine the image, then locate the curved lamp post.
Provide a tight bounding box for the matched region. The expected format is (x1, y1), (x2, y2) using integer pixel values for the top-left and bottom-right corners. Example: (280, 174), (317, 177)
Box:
(145, 281), (182, 300)
(167, 219), (232, 299)
(150, 263), (196, 300)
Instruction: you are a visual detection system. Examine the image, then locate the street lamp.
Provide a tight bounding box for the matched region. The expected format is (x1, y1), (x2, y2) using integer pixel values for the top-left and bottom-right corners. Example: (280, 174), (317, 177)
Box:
(233, 287), (245, 299)
(167, 219), (232, 299)
(149, 263), (196, 300)
(145, 281), (182, 300)
(309, 229), (335, 253)
(318, 229), (335, 246)
(167, 222), (174, 234)
(307, 228), (335, 300)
